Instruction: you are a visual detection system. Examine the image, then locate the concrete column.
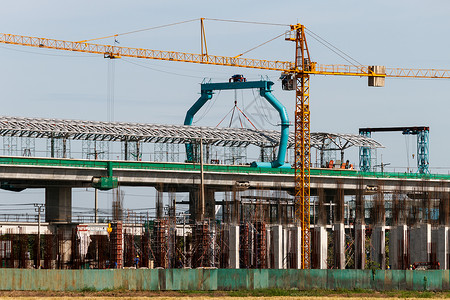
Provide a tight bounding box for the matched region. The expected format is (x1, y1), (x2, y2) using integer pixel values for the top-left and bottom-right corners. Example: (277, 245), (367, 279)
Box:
(410, 223), (431, 266)
(272, 225), (283, 269)
(313, 226), (328, 269)
(205, 188), (216, 220)
(156, 185), (164, 219)
(266, 227), (271, 269)
(229, 225), (239, 269)
(333, 223), (345, 269)
(371, 226), (386, 269)
(60, 236), (72, 269)
(282, 227), (288, 269)
(354, 224), (366, 269)
(45, 187), (72, 223)
(293, 226), (301, 269)
(189, 190), (199, 221)
(432, 226), (448, 269)
(389, 225), (408, 269)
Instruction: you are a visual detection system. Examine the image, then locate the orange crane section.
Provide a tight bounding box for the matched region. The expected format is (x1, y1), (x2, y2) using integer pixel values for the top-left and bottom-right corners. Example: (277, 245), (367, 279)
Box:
(2, 32), (450, 78)
(1, 23), (450, 269)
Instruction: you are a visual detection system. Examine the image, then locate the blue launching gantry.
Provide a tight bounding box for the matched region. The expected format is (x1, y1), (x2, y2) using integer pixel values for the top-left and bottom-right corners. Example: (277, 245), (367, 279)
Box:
(184, 75), (290, 168)
(359, 126), (430, 174)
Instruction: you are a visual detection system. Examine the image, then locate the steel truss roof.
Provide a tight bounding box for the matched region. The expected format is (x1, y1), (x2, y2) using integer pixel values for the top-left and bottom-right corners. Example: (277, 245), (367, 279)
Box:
(0, 116), (383, 149)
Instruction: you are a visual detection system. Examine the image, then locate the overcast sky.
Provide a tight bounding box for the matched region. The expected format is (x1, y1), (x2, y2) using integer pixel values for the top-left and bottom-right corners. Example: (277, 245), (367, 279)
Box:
(0, 1), (448, 216)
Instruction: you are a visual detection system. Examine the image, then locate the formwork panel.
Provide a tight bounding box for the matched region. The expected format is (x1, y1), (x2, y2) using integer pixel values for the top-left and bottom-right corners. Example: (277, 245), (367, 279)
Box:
(217, 269), (248, 290)
(185, 269), (201, 291)
(391, 270), (407, 290)
(404, 270), (414, 290)
(202, 269), (217, 290)
(169, 269), (180, 290)
(253, 269), (269, 290)
(158, 268), (166, 290)
(267, 269), (292, 289)
(82, 269), (110, 291)
(143, 269), (159, 291)
(442, 270), (450, 290)
(305, 269), (326, 290)
(1, 269), (450, 291)
(412, 270), (442, 291)
(164, 269), (173, 290)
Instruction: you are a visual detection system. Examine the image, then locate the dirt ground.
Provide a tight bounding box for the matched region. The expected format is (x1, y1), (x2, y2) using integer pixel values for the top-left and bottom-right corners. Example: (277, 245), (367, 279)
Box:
(0, 297), (445, 300)
(0, 298), (440, 300)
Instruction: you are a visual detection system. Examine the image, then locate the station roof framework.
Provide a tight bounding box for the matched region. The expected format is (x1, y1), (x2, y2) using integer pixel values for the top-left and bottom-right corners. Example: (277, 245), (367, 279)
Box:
(0, 116), (383, 150)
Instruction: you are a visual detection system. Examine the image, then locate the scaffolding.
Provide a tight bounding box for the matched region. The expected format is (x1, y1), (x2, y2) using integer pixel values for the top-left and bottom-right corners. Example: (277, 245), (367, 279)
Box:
(152, 219), (168, 268)
(110, 221), (123, 269)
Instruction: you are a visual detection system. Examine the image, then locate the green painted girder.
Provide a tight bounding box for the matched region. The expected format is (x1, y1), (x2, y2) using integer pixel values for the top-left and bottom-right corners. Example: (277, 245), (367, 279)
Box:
(0, 156), (448, 181)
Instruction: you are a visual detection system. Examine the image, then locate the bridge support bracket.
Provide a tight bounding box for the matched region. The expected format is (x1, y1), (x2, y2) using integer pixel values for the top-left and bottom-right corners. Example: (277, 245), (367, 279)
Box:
(92, 176), (118, 190)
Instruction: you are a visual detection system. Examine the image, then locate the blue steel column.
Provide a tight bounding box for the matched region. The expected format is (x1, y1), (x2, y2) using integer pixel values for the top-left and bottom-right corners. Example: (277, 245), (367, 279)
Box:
(185, 80), (289, 168)
(359, 130), (371, 172)
(184, 90), (214, 162)
(417, 129), (430, 174)
(257, 82), (290, 168)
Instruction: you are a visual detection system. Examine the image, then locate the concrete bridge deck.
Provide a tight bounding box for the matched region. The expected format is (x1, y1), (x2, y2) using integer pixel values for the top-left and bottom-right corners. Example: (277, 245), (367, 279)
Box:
(0, 156), (448, 194)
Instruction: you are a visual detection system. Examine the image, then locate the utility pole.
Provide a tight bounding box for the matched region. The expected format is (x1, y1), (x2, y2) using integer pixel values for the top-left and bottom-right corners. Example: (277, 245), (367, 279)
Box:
(95, 189), (98, 223)
(34, 203), (44, 269)
(200, 137), (205, 220)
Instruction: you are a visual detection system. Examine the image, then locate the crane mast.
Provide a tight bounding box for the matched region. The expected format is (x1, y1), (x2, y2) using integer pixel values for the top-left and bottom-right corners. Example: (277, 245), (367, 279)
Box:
(290, 24), (312, 269)
(0, 22), (450, 269)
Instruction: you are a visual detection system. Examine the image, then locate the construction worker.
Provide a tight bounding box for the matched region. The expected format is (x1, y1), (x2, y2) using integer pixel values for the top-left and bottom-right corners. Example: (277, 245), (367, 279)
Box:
(134, 255), (140, 268)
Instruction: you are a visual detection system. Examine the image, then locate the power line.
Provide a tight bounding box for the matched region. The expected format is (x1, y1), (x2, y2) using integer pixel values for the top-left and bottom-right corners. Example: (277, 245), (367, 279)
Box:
(234, 31), (286, 58)
(205, 18), (289, 27)
(121, 58), (206, 79)
(304, 27), (363, 68)
(77, 19), (200, 43)
(0, 44), (97, 58)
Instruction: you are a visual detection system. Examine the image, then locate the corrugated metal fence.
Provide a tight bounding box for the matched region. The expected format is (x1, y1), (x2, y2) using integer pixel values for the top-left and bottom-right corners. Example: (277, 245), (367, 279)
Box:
(0, 269), (447, 291)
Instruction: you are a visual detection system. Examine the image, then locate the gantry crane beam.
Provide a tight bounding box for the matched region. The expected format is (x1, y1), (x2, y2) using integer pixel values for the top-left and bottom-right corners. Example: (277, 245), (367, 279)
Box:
(1, 25), (450, 270)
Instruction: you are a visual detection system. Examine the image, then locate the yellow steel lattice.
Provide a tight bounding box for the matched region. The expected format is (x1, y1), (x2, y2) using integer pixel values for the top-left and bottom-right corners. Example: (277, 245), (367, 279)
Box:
(293, 25), (311, 269)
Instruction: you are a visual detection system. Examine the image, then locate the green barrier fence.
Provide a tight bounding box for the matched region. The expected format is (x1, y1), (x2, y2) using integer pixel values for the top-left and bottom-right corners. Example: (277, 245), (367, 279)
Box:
(0, 269), (448, 291)
(0, 156), (449, 180)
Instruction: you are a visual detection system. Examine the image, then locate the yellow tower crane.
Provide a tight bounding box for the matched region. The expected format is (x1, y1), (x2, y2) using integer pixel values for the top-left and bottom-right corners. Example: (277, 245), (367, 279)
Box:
(1, 22), (450, 269)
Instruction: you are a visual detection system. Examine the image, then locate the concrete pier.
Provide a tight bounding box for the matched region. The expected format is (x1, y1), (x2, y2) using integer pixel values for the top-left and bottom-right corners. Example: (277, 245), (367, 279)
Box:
(229, 225), (240, 269)
(390, 225), (408, 269)
(291, 226), (301, 269)
(313, 226), (328, 269)
(410, 223), (431, 266)
(333, 223), (345, 269)
(432, 226), (448, 269)
(371, 226), (386, 269)
(272, 225), (283, 269)
(282, 227), (288, 269)
(354, 224), (365, 269)
(45, 187), (72, 223)
(266, 226), (271, 269)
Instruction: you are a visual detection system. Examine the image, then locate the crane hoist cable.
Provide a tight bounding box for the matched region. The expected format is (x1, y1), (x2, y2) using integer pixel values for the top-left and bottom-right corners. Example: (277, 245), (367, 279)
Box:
(216, 98), (258, 129)
(251, 88), (277, 127)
